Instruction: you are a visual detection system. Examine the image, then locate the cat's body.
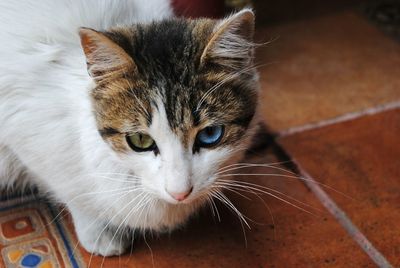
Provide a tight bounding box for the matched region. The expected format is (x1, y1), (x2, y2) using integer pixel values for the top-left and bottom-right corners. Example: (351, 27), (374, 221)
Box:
(0, 0), (259, 256)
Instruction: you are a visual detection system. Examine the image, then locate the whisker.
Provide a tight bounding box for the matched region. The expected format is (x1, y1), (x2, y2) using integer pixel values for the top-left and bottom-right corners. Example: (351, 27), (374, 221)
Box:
(211, 190), (250, 229)
(217, 161), (293, 173)
(209, 195), (221, 222)
(216, 164), (297, 177)
(250, 191), (277, 238)
(212, 185), (270, 226)
(89, 172), (144, 178)
(88, 174), (141, 184)
(142, 202), (156, 268)
(212, 185), (252, 201)
(217, 179), (319, 210)
(121, 197), (156, 267)
(124, 198), (155, 266)
(99, 194), (151, 268)
(87, 191), (149, 267)
(212, 190), (249, 246)
(216, 180), (320, 215)
(217, 172), (352, 199)
(72, 187), (145, 260)
(206, 195), (216, 219)
(48, 186), (140, 227)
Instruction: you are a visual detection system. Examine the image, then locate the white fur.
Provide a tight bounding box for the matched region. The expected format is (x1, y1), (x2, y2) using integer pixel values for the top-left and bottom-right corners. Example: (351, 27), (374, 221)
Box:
(0, 0), (255, 256)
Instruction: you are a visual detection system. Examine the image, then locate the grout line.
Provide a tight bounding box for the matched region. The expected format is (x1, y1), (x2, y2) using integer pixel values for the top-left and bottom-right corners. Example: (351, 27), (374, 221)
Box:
(279, 101), (400, 137)
(289, 157), (394, 268)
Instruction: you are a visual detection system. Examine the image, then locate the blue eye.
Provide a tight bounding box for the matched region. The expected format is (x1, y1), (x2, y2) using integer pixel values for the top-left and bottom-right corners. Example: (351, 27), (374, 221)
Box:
(196, 125), (225, 148)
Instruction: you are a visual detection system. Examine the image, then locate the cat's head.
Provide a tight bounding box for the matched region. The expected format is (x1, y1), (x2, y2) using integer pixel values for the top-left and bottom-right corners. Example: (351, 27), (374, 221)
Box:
(80, 9), (259, 206)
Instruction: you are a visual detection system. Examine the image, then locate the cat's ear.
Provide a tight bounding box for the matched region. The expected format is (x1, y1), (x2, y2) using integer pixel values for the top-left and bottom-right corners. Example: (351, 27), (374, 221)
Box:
(79, 28), (136, 82)
(200, 9), (255, 70)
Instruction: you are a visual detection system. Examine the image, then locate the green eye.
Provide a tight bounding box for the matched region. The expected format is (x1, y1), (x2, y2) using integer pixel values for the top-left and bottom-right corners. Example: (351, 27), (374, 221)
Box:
(126, 133), (157, 152)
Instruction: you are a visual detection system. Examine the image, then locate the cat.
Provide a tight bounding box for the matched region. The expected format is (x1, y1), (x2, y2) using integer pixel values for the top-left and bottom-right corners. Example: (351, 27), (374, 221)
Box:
(0, 0), (259, 256)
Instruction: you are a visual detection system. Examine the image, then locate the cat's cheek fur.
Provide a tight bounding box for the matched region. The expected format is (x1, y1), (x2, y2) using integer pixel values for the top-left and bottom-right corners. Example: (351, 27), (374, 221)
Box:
(192, 148), (236, 189)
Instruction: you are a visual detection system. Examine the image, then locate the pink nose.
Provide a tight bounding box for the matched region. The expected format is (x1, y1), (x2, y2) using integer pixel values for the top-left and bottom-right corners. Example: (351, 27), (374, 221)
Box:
(168, 188), (193, 201)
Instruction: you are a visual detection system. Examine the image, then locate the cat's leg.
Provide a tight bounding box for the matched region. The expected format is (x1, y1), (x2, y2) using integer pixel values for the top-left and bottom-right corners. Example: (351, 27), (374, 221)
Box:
(69, 206), (129, 256)
(0, 145), (27, 188)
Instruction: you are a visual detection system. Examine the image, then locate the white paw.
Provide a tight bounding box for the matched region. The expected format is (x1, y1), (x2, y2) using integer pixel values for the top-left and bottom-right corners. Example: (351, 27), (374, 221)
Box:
(79, 228), (128, 257)
(69, 208), (129, 257)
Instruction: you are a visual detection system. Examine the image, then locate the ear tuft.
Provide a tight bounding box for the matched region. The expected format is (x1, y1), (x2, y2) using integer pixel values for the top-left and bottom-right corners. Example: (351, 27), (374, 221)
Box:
(201, 9), (255, 70)
(79, 28), (135, 82)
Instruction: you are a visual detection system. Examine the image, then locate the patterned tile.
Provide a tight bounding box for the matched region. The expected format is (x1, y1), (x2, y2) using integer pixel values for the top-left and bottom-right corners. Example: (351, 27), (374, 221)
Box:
(0, 195), (84, 268)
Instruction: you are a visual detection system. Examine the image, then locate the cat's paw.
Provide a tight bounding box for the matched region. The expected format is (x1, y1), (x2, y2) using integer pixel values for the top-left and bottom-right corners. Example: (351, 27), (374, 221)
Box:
(70, 209), (129, 256)
(78, 228), (128, 257)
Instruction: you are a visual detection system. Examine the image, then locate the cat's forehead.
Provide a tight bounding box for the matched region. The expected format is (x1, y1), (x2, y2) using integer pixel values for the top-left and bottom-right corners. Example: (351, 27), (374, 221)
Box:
(95, 80), (249, 133)
(104, 19), (213, 80)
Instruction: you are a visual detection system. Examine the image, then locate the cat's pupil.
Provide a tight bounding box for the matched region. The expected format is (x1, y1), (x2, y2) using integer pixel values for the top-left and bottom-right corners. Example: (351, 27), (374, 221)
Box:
(206, 127), (215, 136)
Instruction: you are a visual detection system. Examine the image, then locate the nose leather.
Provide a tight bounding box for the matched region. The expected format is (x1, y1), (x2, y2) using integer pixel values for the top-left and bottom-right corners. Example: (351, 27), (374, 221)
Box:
(168, 187), (193, 201)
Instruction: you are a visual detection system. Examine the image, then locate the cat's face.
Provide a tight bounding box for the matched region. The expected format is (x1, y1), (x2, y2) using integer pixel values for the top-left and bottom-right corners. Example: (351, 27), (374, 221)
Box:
(80, 10), (258, 205)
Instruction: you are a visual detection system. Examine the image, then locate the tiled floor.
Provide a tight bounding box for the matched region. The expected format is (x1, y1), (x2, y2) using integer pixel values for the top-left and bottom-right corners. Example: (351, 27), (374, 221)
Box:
(1, 5), (400, 268)
(279, 110), (400, 266)
(256, 7), (400, 268)
(257, 11), (400, 134)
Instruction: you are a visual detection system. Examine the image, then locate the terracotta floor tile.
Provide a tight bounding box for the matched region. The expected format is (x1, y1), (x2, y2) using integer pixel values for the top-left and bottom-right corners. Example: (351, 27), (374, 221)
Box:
(256, 11), (400, 133)
(81, 151), (372, 267)
(279, 109), (400, 266)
